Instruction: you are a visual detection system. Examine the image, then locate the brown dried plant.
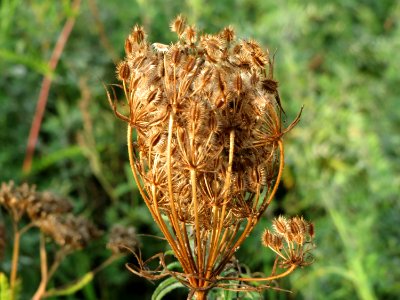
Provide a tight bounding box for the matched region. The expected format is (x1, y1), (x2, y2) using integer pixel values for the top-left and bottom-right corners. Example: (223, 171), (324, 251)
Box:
(0, 181), (134, 300)
(109, 15), (311, 299)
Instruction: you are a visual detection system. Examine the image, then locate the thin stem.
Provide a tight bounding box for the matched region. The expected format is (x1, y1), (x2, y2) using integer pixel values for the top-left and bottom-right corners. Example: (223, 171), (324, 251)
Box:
(215, 139), (285, 275)
(166, 113), (192, 272)
(206, 129), (235, 279)
(22, 0), (81, 173)
(190, 168), (203, 286)
(47, 248), (70, 281)
(32, 233), (48, 300)
(91, 253), (124, 275)
(127, 126), (190, 274)
(220, 264), (297, 282)
(10, 221), (20, 300)
(259, 140), (284, 213)
(19, 222), (34, 235)
(204, 205), (218, 277)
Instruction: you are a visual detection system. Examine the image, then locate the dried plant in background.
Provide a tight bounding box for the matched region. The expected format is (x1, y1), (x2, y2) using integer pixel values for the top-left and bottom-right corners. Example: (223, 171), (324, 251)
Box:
(107, 225), (140, 254)
(110, 15), (313, 299)
(0, 181), (37, 297)
(0, 181), (136, 300)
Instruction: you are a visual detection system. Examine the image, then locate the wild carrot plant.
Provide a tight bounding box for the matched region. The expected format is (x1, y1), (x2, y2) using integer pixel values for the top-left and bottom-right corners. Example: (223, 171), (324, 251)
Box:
(0, 181), (137, 300)
(109, 15), (314, 299)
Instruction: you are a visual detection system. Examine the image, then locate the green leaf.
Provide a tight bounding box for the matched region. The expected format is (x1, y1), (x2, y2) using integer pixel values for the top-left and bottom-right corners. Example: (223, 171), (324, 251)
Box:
(0, 49), (51, 76)
(29, 146), (83, 174)
(44, 272), (94, 297)
(0, 273), (11, 300)
(151, 277), (185, 300)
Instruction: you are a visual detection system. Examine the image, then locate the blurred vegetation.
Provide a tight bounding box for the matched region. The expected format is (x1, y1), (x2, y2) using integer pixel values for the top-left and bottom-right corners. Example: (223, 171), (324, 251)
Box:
(0, 0), (399, 299)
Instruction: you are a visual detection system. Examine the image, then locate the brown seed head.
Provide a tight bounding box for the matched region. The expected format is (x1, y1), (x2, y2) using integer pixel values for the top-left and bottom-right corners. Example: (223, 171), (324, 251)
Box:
(130, 25), (146, 44)
(35, 214), (101, 250)
(272, 215), (290, 237)
(170, 15), (186, 37)
(125, 38), (133, 54)
(116, 61), (131, 81)
(27, 191), (73, 221)
(111, 17), (301, 269)
(219, 26), (235, 43)
(184, 25), (197, 44)
(107, 225), (140, 254)
(0, 181), (36, 222)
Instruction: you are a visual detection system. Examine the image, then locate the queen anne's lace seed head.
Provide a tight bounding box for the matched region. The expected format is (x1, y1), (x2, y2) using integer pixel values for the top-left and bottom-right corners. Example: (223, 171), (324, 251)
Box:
(113, 18), (285, 225)
(111, 15), (307, 295)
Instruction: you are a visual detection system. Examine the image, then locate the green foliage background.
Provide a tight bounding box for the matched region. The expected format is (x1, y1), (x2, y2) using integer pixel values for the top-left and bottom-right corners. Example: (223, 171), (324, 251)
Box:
(1, 0), (399, 299)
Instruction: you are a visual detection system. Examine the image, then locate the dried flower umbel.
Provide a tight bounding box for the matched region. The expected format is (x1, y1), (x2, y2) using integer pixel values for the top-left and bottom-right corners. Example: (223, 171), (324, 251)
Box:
(0, 181), (36, 222)
(262, 216), (315, 269)
(110, 15), (308, 299)
(0, 182), (125, 300)
(107, 225), (140, 254)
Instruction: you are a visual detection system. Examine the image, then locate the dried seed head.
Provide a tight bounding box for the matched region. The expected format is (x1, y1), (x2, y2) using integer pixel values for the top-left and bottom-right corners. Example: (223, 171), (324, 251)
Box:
(308, 222), (315, 238)
(107, 225), (140, 254)
(263, 216), (315, 268)
(170, 15), (186, 37)
(125, 38), (133, 54)
(152, 43), (169, 53)
(0, 181), (36, 221)
(169, 45), (182, 65)
(35, 214), (101, 250)
(272, 215), (290, 237)
(27, 191), (73, 221)
(219, 26), (235, 43)
(201, 34), (224, 62)
(111, 17), (304, 279)
(261, 229), (273, 247)
(184, 25), (197, 44)
(130, 25), (146, 44)
(261, 78), (279, 93)
(116, 61), (131, 81)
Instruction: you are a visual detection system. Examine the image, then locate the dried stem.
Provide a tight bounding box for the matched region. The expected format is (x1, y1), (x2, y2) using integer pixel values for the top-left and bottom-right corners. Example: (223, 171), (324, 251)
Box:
(220, 264), (297, 283)
(23, 0), (81, 173)
(10, 221), (20, 300)
(32, 233), (48, 300)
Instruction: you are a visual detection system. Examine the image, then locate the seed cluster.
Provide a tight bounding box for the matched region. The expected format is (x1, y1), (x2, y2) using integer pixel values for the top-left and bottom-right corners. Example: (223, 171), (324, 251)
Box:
(112, 16), (306, 295)
(107, 225), (139, 254)
(0, 181), (100, 250)
(262, 216), (315, 268)
(114, 16), (284, 228)
(35, 214), (101, 250)
(0, 181), (36, 221)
